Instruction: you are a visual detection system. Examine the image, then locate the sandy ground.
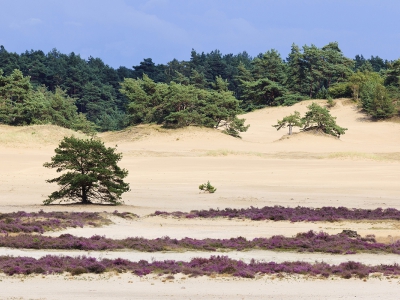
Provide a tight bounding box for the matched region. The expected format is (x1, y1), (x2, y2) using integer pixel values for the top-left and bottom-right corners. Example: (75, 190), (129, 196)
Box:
(1, 99), (400, 298)
(2, 247), (400, 265)
(1, 273), (400, 300)
(45, 215), (400, 242)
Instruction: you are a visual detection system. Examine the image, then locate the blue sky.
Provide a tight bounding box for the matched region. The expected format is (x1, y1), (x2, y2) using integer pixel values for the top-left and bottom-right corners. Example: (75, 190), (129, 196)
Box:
(1, 0), (399, 68)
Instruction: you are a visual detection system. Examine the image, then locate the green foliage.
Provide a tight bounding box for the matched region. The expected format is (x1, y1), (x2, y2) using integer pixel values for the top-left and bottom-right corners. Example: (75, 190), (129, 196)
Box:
(354, 54), (391, 72)
(251, 49), (287, 82)
(387, 85), (400, 101)
(2, 44), (398, 133)
(120, 75), (249, 138)
(0, 69), (97, 131)
(326, 97), (336, 108)
(239, 42), (353, 110)
(43, 136), (130, 205)
(360, 82), (395, 119)
(302, 103), (347, 138)
(0, 69), (33, 124)
(315, 86), (329, 99)
(349, 71), (395, 118)
(221, 117), (250, 138)
(72, 113), (98, 136)
(384, 59), (400, 103)
(274, 93), (308, 106)
(385, 59), (400, 87)
(240, 78), (286, 108)
(327, 82), (352, 98)
(199, 181), (217, 193)
(287, 42), (353, 98)
(273, 111), (302, 135)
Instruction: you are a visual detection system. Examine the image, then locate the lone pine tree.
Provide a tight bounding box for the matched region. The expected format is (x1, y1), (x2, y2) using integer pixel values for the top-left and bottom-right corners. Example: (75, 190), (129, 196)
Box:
(273, 111), (302, 135)
(43, 136), (130, 205)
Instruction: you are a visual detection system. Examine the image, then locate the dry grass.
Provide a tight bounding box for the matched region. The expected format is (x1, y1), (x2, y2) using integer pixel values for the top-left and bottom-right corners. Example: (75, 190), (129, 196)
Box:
(276, 130), (340, 142)
(0, 124), (87, 147)
(204, 149), (400, 162)
(327, 152), (400, 162)
(99, 124), (171, 143)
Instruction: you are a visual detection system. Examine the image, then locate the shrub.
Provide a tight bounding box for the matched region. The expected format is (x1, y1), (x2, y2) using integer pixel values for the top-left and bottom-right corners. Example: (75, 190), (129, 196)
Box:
(1, 231), (398, 255)
(0, 255), (399, 279)
(273, 111), (302, 135)
(69, 266), (88, 275)
(199, 181), (217, 193)
(302, 102), (347, 137)
(152, 206), (400, 222)
(326, 97), (336, 108)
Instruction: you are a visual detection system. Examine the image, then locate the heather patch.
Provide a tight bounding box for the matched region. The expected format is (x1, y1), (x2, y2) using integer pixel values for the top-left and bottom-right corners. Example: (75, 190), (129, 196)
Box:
(0, 255), (399, 279)
(0, 211), (111, 234)
(1, 231), (399, 254)
(153, 206), (400, 222)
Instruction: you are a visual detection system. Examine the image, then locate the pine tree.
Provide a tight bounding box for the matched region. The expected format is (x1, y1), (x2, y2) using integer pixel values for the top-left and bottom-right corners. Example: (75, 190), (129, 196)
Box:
(302, 103), (347, 138)
(43, 136), (130, 205)
(273, 111), (302, 135)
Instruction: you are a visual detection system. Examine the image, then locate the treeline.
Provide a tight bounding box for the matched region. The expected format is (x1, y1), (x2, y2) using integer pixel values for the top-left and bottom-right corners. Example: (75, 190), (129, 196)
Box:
(0, 43), (399, 136)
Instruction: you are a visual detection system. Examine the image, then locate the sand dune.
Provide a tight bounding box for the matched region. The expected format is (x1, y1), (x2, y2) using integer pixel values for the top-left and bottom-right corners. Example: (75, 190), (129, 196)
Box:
(1, 99), (399, 212)
(1, 99), (400, 299)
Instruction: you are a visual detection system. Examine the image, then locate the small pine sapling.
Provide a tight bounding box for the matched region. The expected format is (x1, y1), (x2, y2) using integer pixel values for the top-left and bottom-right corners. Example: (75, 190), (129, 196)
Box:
(272, 111), (302, 135)
(199, 181), (217, 193)
(327, 96), (336, 108)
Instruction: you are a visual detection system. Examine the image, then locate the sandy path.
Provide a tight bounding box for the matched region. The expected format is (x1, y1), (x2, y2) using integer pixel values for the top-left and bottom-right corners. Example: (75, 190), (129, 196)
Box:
(2, 248), (400, 265)
(44, 216), (400, 242)
(0, 273), (399, 300)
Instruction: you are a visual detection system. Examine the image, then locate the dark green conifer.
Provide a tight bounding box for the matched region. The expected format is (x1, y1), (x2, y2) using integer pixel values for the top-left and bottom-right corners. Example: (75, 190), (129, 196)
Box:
(43, 136), (130, 205)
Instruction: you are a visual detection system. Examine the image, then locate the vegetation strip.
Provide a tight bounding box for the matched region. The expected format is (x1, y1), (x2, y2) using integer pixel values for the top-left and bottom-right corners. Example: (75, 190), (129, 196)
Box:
(0, 211), (137, 234)
(0, 44), (398, 135)
(1, 231), (399, 254)
(1, 255), (400, 279)
(154, 206), (400, 221)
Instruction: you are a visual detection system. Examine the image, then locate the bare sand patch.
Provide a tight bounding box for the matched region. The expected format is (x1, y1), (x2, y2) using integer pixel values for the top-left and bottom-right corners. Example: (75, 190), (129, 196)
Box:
(44, 216), (400, 242)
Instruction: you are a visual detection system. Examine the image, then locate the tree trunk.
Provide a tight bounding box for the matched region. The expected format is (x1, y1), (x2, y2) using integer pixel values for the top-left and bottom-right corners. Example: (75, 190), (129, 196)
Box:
(82, 186), (89, 204)
(289, 125), (292, 135)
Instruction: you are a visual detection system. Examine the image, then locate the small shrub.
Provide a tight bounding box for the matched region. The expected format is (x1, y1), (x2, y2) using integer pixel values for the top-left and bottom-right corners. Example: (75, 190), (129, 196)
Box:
(327, 97), (336, 108)
(87, 262), (106, 274)
(70, 266), (88, 276)
(199, 181), (217, 193)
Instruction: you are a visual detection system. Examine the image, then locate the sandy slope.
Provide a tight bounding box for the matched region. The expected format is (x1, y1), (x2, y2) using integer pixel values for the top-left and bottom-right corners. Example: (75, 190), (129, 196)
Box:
(1, 99), (400, 299)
